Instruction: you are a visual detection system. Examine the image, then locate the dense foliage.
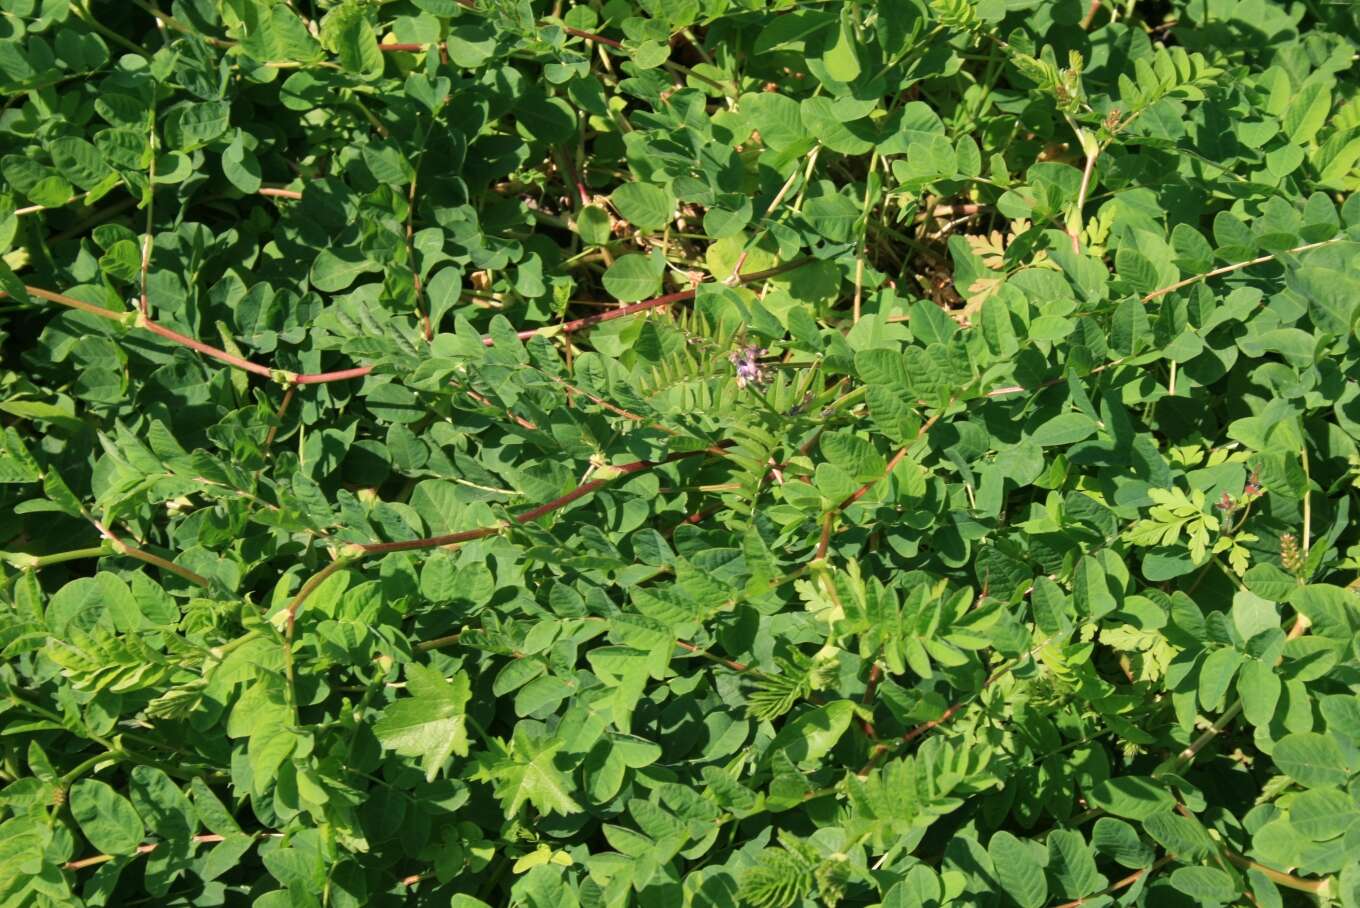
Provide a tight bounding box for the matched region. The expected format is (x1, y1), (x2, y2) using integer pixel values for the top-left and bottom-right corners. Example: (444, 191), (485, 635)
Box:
(2, 0), (1360, 905)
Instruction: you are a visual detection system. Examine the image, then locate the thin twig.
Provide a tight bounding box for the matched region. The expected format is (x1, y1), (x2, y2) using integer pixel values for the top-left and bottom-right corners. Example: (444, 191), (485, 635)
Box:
(14, 198), (77, 216)
(293, 366), (372, 384)
(6, 284), (372, 384)
(1171, 613), (1311, 770)
(836, 404), (948, 513)
(1079, 0), (1102, 30)
(860, 663), (882, 739)
(281, 556), (356, 719)
(356, 445), (727, 555)
(1141, 238), (1343, 303)
(675, 639), (749, 672)
(727, 153), (818, 284)
(1221, 850), (1331, 895)
(139, 103), (157, 317)
(1300, 442), (1311, 558)
(12, 286), (126, 320)
(131, 0), (234, 47)
(10, 260), (808, 387)
(63, 832), (280, 872)
(505, 260), (811, 345)
(140, 318), (276, 379)
(1053, 855), (1173, 908)
(262, 385), (295, 452)
(91, 520), (211, 589)
(813, 512), (835, 560)
(416, 632), (463, 652)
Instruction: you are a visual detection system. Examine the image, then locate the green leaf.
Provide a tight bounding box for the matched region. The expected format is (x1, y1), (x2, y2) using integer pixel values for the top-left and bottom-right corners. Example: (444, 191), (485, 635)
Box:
(1243, 564), (1297, 601)
(1198, 647), (1244, 712)
(602, 252), (665, 302)
(1272, 732), (1352, 788)
(1047, 829), (1102, 900)
(988, 831), (1047, 908)
(1288, 787), (1358, 841)
(766, 701), (854, 768)
(576, 205), (612, 245)
(611, 183), (674, 232)
(329, 3), (385, 78)
(311, 246), (380, 292)
(821, 9), (861, 83)
(516, 92), (577, 144)
(1143, 811), (1213, 861)
(801, 97), (874, 154)
(0, 260), (28, 306)
(474, 727), (582, 817)
(1292, 265), (1360, 337)
(1283, 83), (1330, 145)
(47, 136), (113, 190)
(374, 663), (472, 782)
(1030, 413), (1097, 447)
(1115, 247), (1159, 293)
(802, 185), (860, 243)
(1238, 659), (1281, 728)
(426, 266), (463, 332)
(1170, 866), (1237, 903)
(70, 779), (146, 855)
(1086, 776), (1175, 819)
(164, 101), (232, 151)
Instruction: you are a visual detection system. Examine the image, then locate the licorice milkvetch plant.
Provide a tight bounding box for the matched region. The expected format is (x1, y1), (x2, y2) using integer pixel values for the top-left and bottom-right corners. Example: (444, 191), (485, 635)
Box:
(2, 0), (1360, 906)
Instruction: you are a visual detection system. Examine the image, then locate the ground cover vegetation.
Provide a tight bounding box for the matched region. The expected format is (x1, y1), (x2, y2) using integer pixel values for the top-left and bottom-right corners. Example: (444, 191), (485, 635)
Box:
(1, 0), (1359, 905)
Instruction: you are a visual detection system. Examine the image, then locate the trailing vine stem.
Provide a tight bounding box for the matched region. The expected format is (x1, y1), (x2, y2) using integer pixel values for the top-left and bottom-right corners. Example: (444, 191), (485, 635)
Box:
(3, 260), (809, 388)
(18, 232), (1327, 402)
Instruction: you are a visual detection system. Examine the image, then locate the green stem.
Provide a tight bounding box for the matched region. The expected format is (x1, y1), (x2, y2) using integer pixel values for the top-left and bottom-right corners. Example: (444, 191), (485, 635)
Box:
(210, 629), (262, 661)
(0, 545), (110, 570)
(282, 556), (360, 718)
(130, 0), (235, 47)
(416, 632), (463, 652)
(852, 150), (880, 323)
(1221, 850), (1330, 896)
(1301, 442), (1312, 558)
(73, 0), (151, 56)
(97, 525), (211, 589)
(1142, 237), (1344, 303)
(60, 750), (124, 786)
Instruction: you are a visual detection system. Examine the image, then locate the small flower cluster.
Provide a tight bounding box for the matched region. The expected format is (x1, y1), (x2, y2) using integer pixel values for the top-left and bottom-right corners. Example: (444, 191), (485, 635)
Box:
(1280, 532), (1305, 576)
(1215, 469), (1263, 517)
(729, 345), (768, 389)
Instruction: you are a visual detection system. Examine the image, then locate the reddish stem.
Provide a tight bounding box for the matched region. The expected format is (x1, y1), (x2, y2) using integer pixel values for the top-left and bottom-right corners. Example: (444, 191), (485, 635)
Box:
(498, 260), (809, 346)
(13, 286), (125, 320)
(1053, 856), (1174, 908)
(92, 519), (211, 589)
(141, 319), (275, 378)
(263, 385), (295, 452)
(813, 512), (834, 560)
(63, 832), (279, 872)
(901, 662), (1009, 745)
(293, 366), (374, 385)
(357, 445), (726, 555)
(675, 639), (748, 672)
(563, 26), (623, 49)
(860, 663), (882, 739)
(462, 386), (538, 430)
(832, 403), (948, 514)
(666, 503), (722, 537)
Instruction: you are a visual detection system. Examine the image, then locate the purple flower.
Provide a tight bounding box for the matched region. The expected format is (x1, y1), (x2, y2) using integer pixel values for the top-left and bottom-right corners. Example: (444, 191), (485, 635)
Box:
(729, 345), (767, 389)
